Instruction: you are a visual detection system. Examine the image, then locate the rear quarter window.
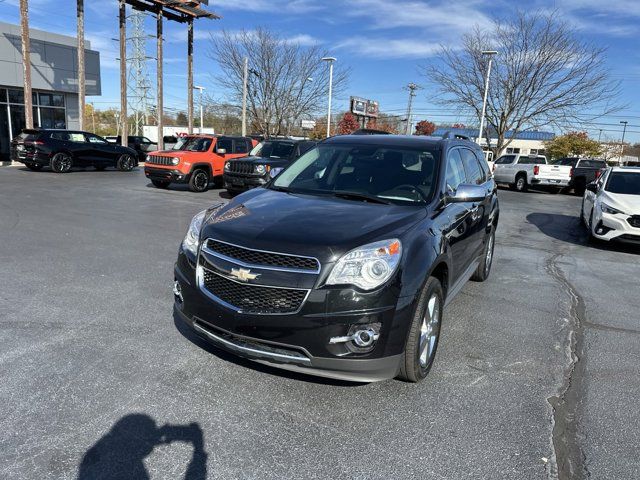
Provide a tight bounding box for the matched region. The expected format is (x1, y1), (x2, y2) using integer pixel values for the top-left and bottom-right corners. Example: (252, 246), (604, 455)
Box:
(578, 160), (606, 169)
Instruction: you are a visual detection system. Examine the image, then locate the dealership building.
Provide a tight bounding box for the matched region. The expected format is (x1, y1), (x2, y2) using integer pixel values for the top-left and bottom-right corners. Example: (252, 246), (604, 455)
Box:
(0, 21), (101, 164)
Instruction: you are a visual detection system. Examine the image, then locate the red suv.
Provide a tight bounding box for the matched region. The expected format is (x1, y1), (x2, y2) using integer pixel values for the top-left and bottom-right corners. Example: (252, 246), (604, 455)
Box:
(144, 135), (257, 192)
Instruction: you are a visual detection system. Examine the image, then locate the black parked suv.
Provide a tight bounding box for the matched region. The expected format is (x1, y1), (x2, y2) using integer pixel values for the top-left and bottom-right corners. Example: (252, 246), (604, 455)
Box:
(223, 139), (316, 194)
(10, 129), (138, 173)
(174, 134), (498, 382)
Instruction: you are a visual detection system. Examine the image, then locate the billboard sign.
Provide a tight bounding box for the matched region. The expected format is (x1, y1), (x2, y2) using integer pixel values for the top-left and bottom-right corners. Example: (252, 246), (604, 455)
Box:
(350, 96), (378, 118)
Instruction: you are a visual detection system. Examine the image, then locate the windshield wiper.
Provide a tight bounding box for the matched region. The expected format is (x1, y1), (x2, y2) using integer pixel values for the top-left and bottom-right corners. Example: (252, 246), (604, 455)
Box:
(331, 191), (391, 205)
(269, 185), (293, 193)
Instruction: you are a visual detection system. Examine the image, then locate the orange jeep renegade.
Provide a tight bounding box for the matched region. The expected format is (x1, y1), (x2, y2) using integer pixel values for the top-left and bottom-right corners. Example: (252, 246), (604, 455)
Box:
(144, 135), (257, 192)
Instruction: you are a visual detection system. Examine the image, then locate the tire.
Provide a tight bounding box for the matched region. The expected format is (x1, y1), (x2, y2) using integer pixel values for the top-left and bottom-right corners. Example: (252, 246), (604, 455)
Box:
(117, 154), (135, 172)
(25, 163), (43, 171)
(189, 168), (210, 193)
(151, 179), (170, 189)
(514, 174), (527, 192)
(471, 228), (495, 282)
(50, 152), (73, 173)
(397, 277), (444, 383)
(95, 165), (106, 171)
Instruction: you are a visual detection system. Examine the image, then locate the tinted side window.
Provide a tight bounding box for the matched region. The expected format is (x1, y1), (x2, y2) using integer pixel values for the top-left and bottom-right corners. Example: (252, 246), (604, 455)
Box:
(216, 138), (232, 152)
(232, 138), (249, 154)
(50, 132), (70, 141)
(445, 150), (467, 192)
(299, 141), (316, 156)
(578, 160), (606, 169)
(495, 155), (515, 165)
(460, 148), (484, 184)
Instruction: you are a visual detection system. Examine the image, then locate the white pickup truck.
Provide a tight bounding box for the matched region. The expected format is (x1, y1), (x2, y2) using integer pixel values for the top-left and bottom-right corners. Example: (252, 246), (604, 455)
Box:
(493, 154), (572, 192)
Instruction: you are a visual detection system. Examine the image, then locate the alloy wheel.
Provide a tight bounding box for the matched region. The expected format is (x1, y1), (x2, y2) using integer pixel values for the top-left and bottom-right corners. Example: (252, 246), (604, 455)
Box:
(418, 294), (441, 367)
(484, 232), (495, 276)
(194, 172), (208, 191)
(52, 153), (72, 173)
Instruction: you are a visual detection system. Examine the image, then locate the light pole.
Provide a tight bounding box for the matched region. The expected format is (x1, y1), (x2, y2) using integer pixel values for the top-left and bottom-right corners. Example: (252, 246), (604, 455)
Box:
(193, 85), (205, 133)
(322, 57), (336, 138)
(619, 120), (628, 165)
(477, 50), (498, 147)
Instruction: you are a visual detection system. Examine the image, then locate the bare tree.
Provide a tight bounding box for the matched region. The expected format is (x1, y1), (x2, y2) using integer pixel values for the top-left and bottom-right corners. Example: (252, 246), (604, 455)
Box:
(210, 29), (348, 137)
(424, 12), (621, 157)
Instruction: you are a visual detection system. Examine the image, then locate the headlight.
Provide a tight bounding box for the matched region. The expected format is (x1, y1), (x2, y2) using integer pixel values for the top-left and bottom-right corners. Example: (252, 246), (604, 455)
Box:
(182, 210), (206, 257)
(601, 202), (624, 215)
(224, 161), (231, 171)
(171, 157), (180, 166)
(255, 164), (266, 174)
(326, 239), (402, 291)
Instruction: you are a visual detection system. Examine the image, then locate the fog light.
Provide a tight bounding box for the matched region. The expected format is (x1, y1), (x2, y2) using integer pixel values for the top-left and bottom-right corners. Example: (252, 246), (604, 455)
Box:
(329, 323), (381, 352)
(173, 280), (183, 303)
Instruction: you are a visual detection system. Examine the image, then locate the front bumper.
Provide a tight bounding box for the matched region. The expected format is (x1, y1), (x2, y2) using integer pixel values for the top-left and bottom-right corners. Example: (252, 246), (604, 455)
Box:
(144, 166), (189, 184)
(592, 210), (640, 243)
(223, 172), (268, 191)
(173, 252), (410, 382)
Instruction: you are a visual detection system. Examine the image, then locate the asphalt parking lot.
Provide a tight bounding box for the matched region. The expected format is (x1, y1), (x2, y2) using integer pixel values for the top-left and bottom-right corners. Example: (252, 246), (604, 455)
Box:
(1, 165), (638, 480)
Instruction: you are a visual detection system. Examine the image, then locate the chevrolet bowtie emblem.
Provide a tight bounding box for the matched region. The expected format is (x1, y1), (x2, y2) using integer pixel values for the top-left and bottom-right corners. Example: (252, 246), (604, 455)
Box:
(230, 268), (260, 282)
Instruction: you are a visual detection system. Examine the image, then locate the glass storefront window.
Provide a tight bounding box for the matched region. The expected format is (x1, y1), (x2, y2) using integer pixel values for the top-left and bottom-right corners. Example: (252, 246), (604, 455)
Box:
(10, 105), (25, 138)
(0, 88), (7, 103)
(40, 108), (66, 129)
(8, 89), (24, 104)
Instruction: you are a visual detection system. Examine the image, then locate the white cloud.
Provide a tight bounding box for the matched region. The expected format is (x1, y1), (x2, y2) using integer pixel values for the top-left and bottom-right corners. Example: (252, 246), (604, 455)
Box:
(336, 36), (442, 59)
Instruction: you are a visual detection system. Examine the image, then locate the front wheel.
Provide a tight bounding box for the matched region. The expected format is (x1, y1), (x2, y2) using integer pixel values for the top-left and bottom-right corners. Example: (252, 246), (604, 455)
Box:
(50, 152), (72, 173)
(471, 229), (495, 282)
(397, 277), (444, 383)
(189, 169), (210, 193)
(117, 154), (135, 172)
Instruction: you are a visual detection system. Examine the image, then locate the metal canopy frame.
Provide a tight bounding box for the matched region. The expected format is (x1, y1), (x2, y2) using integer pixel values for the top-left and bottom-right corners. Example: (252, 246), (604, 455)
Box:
(118, 0), (219, 148)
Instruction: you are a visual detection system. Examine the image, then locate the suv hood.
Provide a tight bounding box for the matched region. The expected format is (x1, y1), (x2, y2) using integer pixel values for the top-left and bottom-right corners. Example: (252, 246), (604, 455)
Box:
(230, 155), (291, 167)
(201, 188), (427, 262)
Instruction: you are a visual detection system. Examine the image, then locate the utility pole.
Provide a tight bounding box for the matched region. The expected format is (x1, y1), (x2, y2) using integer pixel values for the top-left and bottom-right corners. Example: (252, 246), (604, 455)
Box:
(242, 57), (248, 136)
(620, 121), (628, 165)
(119, 0), (127, 146)
(76, 0), (85, 131)
(404, 83), (420, 135)
(194, 86), (205, 133)
(127, 10), (152, 136)
(156, 9), (164, 150)
(187, 19), (194, 134)
(20, 0), (33, 130)
(322, 57), (336, 138)
(478, 50), (498, 146)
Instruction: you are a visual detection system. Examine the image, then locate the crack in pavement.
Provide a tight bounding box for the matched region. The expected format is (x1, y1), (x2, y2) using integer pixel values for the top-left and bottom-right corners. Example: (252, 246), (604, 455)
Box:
(545, 252), (589, 480)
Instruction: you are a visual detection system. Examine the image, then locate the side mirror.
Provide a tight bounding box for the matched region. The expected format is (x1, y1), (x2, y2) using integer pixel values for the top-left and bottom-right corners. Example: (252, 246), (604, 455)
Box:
(586, 182), (598, 193)
(269, 167), (284, 179)
(216, 148), (227, 155)
(445, 184), (486, 204)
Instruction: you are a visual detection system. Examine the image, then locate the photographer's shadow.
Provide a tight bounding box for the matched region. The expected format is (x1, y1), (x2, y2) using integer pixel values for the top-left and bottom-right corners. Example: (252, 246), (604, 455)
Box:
(77, 414), (207, 480)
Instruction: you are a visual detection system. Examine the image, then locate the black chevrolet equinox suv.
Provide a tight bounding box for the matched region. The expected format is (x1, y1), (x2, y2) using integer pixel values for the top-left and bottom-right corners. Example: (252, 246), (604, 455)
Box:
(174, 134), (499, 382)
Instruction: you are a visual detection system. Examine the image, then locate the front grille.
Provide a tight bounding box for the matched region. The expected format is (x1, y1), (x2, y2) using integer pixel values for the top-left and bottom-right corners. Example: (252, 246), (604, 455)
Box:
(227, 161), (256, 175)
(628, 216), (640, 228)
(206, 239), (320, 272)
(202, 268), (307, 314)
(146, 155), (174, 166)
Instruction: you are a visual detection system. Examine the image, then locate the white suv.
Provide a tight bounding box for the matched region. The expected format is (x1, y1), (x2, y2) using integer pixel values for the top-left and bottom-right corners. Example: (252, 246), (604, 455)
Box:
(581, 166), (640, 243)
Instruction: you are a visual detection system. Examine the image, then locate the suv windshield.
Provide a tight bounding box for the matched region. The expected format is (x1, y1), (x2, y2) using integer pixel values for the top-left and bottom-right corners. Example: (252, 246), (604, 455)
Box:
(173, 136), (213, 152)
(252, 141), (296, 159)
(605, 172), (640, 195)
(271, 143), (440, 205)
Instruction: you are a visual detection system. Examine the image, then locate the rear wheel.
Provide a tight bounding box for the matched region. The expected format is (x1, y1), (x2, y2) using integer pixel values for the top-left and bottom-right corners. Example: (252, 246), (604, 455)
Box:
(25, 163), (43, 171)
(117, 154), (135, 172)
(514, 174), (527, 192)
(50, 152), (72, 173)
(189, 168), (210, 193)
(398, 277), (444, 383)
(471, 229), (495, 282)
(151, 179), (170, 189)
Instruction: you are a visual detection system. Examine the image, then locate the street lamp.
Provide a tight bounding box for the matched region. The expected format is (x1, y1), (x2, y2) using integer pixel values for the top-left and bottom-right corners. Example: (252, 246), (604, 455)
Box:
(477, 50), (498, 147)
(322, 57), (336, 138)
(620, 120), (628, 165)
(193, 85), (205, 133)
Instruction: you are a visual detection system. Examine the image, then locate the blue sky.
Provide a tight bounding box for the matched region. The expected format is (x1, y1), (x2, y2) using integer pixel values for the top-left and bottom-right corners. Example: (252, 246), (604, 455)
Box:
(0, 0), (638, 142)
